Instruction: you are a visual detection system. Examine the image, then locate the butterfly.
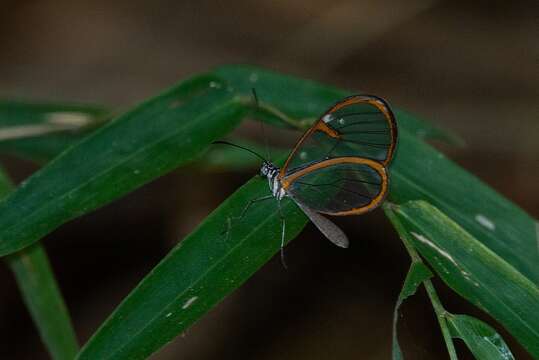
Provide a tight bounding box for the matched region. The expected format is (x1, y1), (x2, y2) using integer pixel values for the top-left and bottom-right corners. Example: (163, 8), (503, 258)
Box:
(214, 94), (398, 264)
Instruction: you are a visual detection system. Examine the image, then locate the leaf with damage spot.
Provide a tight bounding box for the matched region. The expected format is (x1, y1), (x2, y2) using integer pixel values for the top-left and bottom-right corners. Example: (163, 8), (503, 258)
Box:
(393, 200), (539, 357)
(447, 313), (515, 360)
(0, 74), (247, 256)
(0, 100), (109, 163)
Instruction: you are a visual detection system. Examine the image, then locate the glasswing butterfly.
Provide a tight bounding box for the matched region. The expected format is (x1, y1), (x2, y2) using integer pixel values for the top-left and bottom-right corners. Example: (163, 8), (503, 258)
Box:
(214, 94), (398, 265)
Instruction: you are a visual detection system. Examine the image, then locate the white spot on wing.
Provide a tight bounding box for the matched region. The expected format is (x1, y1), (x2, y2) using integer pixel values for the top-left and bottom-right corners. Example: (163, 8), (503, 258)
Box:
(475, 214), (495, 231)
(322, 114), (333, 123)
(165, 312), (173, 318)
(182, 296), (198, 310)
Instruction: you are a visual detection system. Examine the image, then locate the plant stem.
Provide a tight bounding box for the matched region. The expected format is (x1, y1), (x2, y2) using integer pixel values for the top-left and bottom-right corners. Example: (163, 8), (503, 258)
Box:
(423, 279), (458, 360)
(384, 205), (458, 360)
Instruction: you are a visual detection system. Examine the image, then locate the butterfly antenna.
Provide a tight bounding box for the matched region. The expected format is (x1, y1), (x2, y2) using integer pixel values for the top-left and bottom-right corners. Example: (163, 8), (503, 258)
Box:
(211, 140), (267, 162)
(251, 88), (271, 161)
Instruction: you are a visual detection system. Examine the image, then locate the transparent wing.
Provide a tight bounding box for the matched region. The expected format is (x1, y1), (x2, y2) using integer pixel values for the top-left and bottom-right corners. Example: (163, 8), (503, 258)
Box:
(295, 201), (349, 248)
(283, 157), (388, 216)
(281, 95), (397, 177)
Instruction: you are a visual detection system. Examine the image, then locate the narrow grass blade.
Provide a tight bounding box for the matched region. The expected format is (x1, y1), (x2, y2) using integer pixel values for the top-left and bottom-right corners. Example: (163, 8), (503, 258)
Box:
(77, 175), (308, 360)
(0, 167), (78, 359)
(0, 76), (246, 256)
(7, 244), (79, 360)
(447, 313), (515, 360)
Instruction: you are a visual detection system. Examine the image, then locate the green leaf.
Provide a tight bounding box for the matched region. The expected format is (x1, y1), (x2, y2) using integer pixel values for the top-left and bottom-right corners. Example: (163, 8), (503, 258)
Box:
(213, 64), (464, 145)
(0, 167), (78, 359)
(393, 200), (539, 357)
(0, 75), (246, 256)
(0, 65), (535, 359)
(0, 66), (460, 163)
(447, 313), (515, 360)
(77, 175), (308, 360)
(391, 130), (538, 284)
(7, 244), (79, 360)
(0, 100), (109, 163)
(392, 262), (433, 360)
(0, 100), (107, 127)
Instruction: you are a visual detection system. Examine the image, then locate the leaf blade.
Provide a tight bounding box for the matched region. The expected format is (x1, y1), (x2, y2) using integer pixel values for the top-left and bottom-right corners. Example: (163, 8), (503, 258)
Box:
(0, 100), (109, 162)
(213, 64), (464, 145)
(77, 175), (308, 360)
(0, 167), (78, 360)
(391, 130), (538, 283)
(447, 314), (515, 360)
(394, 200), (539, 357)
(0, 78), (246, 256)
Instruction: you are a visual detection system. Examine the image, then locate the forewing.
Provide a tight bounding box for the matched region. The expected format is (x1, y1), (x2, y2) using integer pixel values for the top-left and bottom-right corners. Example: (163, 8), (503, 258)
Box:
(284, 157), (388, 216)
(282, 95), (397, 176)
(295, 201), (349, 248)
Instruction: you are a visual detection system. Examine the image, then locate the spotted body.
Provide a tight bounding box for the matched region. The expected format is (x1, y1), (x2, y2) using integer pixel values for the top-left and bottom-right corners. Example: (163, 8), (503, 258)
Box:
(260, 161), (285, 200)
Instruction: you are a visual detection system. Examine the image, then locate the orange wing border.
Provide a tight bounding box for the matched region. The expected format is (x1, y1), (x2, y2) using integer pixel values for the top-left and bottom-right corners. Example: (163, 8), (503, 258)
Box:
(280, 157), (389, 216)
(280, 94), (398, 177)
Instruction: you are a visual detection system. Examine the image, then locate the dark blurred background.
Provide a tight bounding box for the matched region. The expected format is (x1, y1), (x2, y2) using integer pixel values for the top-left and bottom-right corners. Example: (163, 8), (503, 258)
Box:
(0, 1), (537, 359)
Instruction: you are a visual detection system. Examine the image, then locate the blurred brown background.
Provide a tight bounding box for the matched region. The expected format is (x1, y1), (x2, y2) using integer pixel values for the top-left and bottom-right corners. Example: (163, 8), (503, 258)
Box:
(0, 0), (537, 359)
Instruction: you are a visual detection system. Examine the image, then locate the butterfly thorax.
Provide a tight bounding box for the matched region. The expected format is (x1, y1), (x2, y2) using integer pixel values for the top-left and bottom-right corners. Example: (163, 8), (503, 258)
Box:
(260, 161), (286, 200)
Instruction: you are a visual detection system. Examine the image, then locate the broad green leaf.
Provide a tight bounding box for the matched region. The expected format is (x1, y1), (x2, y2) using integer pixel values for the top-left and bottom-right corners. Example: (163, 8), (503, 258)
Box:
(0, 167), (78, 359)
(391, 262), (433, 360)
(390, 131), (539, 284)
(77, 175), (308, 360)
(0, 100), (109, 162)
(213, 65), (464, 145)
(0, 75), (246, 256)
(394, 200), (539, 357)
(447, 313), (515, 360)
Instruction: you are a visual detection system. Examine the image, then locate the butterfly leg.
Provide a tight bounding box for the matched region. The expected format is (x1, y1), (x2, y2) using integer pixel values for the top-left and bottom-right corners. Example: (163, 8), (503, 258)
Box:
(222, 195), (274, 239)
(277, 199), (288, 269)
